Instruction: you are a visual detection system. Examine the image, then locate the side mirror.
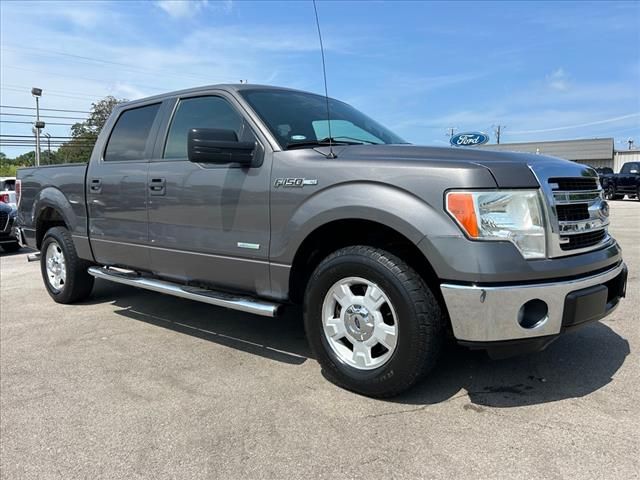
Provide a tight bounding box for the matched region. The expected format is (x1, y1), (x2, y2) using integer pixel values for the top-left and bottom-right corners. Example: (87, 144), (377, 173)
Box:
(188, 128), (255, 166)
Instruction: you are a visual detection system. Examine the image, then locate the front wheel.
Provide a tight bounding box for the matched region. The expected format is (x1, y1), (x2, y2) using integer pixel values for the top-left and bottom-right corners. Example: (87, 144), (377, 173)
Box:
(304, 246), (444, 398)
(40, 226), (94, 303)
(605, 186), (623, 201)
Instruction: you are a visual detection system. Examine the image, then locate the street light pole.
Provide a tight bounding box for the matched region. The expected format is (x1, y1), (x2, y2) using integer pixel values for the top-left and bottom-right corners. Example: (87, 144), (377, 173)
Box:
(32, 88), (43, 166)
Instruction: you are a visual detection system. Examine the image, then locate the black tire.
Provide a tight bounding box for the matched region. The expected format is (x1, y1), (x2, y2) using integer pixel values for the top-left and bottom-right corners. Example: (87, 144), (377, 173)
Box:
(605, 186), (623, 201)
(1, 241), (21, 253)
(303, 245), (444, 398)
(40, 226), (94, 303)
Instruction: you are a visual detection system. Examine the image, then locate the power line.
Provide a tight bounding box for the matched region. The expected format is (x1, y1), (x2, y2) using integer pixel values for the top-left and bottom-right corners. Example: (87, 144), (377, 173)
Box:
(1, 135), (80, 138)
(4, 65), (166, 94)
(0, 112), (87, 120)
(2, 86), (103, 101)
(2, 44), (218, 85)
(0, 105), (91, 114)
(0, 120), (77, 126)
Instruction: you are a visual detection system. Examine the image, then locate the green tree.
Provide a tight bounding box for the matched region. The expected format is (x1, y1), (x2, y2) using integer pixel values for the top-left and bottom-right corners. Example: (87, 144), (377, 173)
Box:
(0, 151), (33, 176)
(57, 96), (127, 163)
(14, 151), (36, 166)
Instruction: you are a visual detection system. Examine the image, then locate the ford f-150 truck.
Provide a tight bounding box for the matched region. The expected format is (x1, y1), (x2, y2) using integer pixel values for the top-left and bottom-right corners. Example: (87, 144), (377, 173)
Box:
(17, 84), (628, 397)
(602, 162), (640, 201)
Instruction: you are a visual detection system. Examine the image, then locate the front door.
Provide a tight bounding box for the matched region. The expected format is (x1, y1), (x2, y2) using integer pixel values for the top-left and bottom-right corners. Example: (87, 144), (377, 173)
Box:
(618, 162), (639, 193)
(147, 94), (271, 295)
(87, 102), (162, 270)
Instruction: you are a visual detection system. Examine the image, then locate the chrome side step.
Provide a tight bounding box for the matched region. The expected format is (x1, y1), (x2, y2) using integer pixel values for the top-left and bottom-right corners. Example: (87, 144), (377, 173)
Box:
(27, 252), (41, 262)
(87, 267), (280, 317)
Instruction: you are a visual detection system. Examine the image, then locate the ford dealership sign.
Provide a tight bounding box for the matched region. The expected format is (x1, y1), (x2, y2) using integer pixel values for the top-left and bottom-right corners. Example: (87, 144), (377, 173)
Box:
(450, 132), (490, 147)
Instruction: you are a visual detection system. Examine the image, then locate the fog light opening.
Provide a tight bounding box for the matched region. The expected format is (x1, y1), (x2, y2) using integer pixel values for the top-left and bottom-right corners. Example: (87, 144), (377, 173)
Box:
(518, 299), (549, 329)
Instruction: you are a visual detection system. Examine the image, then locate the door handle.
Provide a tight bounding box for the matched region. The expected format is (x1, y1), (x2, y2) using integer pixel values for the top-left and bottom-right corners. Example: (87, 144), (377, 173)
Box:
(149, 178), (166, 196)
(90, 178), (102, 193)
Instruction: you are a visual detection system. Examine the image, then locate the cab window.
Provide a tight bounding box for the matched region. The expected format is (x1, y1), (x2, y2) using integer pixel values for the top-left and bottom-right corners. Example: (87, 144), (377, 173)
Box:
(104, 103), (160, 162)
(164, 96), (244, 159)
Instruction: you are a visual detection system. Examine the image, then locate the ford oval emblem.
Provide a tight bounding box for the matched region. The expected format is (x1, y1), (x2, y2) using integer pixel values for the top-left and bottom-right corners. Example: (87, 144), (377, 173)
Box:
(450, 132), (490, 147)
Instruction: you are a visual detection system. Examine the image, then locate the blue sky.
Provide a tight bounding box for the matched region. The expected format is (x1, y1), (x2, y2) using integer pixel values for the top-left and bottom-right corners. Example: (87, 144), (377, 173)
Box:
(1, 0), (639, 157)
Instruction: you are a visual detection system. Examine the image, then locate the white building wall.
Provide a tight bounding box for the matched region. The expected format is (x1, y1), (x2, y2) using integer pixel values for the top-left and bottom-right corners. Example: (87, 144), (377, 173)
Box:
(614, 151), (640, 172)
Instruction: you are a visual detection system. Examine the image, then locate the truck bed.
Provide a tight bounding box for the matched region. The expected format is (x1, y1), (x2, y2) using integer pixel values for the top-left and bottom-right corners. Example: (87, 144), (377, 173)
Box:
(17, 163), (89, 248)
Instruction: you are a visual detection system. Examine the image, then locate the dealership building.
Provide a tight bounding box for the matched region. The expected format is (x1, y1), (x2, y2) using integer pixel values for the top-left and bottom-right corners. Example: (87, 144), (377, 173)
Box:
(479, 137), (640, 172)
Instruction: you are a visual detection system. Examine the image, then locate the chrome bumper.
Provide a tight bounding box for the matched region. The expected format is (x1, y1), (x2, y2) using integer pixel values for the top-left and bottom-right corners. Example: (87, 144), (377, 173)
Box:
(440, 262), (626, 342)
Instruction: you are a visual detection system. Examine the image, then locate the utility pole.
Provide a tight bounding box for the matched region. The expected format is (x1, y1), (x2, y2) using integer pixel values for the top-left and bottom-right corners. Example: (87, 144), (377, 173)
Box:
(628, 138), (635, 150)
(494, 125), (506, 144)
(446, 127), (456, 138)
(31, 87), (44, 166)
(44, 133), (51, 164)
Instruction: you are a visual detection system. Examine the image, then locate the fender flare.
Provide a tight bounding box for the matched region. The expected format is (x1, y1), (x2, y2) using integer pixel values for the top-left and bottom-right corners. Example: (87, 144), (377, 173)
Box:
(271, 181), (458, 264)
(32, 186), (78, 237)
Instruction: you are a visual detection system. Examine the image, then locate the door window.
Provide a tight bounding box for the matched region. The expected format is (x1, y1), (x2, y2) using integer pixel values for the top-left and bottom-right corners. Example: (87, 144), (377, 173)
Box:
(104, 103), (160, 162)
(164, 96), (244, 159)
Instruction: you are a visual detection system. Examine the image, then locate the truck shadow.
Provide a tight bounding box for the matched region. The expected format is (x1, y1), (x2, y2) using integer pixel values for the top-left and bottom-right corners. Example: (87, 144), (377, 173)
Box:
(87, 280), (311, 365)
(86, 279), (630, 408)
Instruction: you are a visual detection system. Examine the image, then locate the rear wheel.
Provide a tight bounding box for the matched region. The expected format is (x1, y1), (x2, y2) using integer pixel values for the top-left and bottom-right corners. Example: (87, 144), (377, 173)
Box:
(304, 246), (444, 398)
(40, 227), (94, 303)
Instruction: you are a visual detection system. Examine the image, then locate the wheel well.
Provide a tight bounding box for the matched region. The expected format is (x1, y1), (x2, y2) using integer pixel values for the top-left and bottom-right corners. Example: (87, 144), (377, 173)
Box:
(288, 219), (443, 306)
(36, 207), (67, 249)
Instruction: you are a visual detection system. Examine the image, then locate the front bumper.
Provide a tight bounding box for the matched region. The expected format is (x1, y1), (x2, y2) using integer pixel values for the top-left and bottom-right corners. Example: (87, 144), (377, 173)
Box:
(440, 262), (627, 347)
(0, 218), (19, 244)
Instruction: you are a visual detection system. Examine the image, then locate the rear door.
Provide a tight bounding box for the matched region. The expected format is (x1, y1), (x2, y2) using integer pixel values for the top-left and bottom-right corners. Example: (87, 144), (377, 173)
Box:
(87, 102), (162, 270)
(146, 92), (272, 295)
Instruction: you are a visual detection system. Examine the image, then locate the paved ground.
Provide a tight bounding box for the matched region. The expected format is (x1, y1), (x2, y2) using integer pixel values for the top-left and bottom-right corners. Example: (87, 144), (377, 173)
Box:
(1, 201), (638, 480)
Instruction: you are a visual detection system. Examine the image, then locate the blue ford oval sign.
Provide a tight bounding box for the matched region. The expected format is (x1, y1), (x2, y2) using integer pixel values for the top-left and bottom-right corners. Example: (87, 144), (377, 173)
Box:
(450, 132), (490, 147)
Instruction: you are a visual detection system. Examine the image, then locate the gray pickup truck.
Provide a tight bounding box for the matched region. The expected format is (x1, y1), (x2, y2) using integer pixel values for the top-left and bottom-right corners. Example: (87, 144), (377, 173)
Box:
(17, 84), (628, 397)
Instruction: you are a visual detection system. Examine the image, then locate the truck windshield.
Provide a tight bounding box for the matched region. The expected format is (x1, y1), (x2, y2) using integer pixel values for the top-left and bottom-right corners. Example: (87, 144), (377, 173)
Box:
(239, 89), (407, 149)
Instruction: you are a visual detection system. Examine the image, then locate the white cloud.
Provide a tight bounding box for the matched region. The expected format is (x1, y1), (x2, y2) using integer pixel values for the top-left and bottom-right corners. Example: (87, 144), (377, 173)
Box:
(546, 68), (570, 92)
(155, 0), (232, 19)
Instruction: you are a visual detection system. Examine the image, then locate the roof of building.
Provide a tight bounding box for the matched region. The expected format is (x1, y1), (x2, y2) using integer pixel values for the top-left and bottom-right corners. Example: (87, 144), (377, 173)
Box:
(479, 138), (614, 161)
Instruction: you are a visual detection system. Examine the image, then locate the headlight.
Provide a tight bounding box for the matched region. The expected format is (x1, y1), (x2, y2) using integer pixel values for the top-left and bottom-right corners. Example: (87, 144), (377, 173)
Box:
(446, 190), (546, 259)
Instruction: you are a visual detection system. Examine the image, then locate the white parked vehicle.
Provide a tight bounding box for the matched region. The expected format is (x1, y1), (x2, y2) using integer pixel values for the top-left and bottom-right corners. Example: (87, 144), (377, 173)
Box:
(0, 177), (17, 209)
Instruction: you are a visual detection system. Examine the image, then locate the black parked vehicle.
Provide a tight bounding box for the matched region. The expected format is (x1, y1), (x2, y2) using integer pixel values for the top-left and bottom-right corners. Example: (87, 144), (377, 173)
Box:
(602, 162), (640, 200)
(0, 202), (21, 253)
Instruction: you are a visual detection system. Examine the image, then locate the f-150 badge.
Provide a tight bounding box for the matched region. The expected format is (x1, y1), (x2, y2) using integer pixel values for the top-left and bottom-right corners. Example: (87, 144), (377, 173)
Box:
(274, 178), (318, 188)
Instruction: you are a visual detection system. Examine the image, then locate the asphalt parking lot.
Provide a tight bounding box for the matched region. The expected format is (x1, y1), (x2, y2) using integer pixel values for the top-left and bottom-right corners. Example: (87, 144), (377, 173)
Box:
(1, 201), (638, 480)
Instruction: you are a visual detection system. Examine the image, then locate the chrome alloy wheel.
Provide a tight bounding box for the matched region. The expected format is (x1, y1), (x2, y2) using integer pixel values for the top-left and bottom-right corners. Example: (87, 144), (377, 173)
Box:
(322, 277), (398, 370)
(45, 241), (67, 291)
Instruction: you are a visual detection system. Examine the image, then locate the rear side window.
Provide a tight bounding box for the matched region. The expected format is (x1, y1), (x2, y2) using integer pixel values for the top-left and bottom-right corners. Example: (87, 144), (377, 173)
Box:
(104, 103), (160, 162)
(164, 96), (243, 159)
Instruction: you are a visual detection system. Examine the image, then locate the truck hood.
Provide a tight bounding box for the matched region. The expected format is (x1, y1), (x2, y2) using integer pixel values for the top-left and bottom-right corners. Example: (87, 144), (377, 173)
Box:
(319, 144), (597, 188)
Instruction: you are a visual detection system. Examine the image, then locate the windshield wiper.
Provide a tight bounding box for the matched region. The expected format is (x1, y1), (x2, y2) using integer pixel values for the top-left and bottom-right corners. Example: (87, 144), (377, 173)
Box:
(326, 136), (381, 145)
(285, 137), (380, 150)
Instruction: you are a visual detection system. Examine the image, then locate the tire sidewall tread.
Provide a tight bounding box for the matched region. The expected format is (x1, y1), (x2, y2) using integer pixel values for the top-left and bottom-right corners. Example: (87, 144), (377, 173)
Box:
(304, 245), (443, 398)
(40, 226), (94, 304)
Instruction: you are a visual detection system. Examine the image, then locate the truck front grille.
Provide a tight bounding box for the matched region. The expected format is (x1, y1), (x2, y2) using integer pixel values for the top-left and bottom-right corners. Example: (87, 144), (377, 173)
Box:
(556, 203), (589, 221)
(549, 177), (598, 191)
(548, 176), (608, 254)
(560, 230), (606, 250)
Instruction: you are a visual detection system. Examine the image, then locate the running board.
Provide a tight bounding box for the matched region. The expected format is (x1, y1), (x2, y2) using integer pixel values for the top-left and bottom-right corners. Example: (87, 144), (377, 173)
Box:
(27, 252), (41, 262)
(87, 267), (280, 317)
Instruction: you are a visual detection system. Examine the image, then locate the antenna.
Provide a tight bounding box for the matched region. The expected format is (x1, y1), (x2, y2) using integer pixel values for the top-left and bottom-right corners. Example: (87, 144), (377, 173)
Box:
(312, 0), (337, 159)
